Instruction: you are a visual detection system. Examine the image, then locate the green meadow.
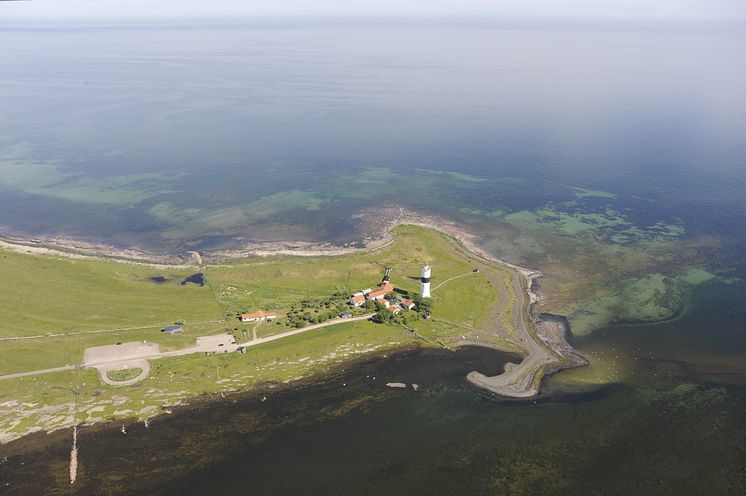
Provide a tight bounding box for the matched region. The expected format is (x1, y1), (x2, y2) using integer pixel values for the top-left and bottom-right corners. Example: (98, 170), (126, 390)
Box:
(0, 250), (223, 337)
(0, 226), (518, 443)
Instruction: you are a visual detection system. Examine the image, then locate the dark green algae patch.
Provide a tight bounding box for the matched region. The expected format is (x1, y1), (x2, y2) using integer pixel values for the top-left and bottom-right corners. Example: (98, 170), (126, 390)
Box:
(1, 344), (745, 496)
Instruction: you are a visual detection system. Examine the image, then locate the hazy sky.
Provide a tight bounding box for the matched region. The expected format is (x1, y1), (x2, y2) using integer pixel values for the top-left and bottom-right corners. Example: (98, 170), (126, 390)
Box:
(2, 0), (745, 22)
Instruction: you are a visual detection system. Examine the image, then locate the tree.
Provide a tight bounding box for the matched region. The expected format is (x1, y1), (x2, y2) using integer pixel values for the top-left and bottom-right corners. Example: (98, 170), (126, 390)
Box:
(372, 304), (394, 325)
(413, 294), (432, 314)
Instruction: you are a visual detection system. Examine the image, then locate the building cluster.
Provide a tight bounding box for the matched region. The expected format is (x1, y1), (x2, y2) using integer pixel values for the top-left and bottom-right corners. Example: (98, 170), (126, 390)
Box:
(349, 281), (394, 307)
(349, 265), (431, 315)
(349, 281), (417, 314)
(238, 265), (432, 324)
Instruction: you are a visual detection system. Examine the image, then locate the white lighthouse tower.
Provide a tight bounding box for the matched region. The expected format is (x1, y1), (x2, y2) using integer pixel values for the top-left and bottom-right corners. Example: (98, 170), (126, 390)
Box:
(420, 265), (431, 299)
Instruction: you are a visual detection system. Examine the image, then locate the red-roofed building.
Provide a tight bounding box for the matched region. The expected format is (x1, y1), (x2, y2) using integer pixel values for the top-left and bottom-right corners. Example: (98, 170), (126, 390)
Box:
(366, 282), (395, 301)
(240, 310), (278, 322)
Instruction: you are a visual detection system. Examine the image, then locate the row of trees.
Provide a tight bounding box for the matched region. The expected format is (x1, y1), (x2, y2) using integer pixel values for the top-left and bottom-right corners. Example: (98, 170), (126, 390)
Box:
(282, 289), (369, 328)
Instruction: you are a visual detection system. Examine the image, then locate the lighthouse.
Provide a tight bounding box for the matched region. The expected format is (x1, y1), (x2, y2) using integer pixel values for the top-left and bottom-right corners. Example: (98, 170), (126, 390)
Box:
(420, 265), (431, 299)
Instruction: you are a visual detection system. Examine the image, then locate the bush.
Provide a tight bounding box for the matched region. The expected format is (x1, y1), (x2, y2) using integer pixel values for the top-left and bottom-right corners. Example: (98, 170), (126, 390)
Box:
(372, 307), (394, 324)
(413, 295), (432, 313)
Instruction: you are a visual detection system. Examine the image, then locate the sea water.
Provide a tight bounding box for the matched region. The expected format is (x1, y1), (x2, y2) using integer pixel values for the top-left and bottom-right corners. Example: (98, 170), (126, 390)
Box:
(0, 20), (745, 495)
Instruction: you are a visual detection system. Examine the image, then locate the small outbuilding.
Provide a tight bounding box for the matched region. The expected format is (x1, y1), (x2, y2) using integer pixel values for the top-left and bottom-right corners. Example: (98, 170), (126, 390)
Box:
(350, 293), (365, 307)
(400, 299), (416, 310)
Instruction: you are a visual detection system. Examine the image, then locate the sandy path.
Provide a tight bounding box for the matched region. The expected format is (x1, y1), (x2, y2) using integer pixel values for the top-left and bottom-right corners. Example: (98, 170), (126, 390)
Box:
(0, 365), (78, 381)
(238, 314), (374, 348)
(96, 359), (151, 386)
(0, 319), (225, 342)
(431, 271), (474, 292)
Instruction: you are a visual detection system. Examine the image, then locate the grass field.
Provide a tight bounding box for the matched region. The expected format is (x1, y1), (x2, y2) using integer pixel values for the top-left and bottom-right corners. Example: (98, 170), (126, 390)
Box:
(106, 368), (143, 382)
(0, 250), (223, 336)
(0, 225), (519, 443)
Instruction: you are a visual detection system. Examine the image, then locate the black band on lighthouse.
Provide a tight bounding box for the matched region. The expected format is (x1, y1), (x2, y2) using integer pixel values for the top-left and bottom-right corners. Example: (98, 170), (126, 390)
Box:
(421, 277), (430, 283)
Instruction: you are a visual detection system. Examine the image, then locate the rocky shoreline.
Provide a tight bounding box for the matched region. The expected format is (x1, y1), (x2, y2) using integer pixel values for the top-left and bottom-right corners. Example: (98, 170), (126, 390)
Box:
(535, 314), (589, 374)
(2, 206), (532, 272)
